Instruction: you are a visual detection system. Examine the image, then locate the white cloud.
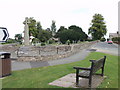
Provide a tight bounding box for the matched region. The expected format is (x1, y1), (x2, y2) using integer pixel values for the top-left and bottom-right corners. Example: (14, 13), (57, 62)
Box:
(0, 0), (119, 38)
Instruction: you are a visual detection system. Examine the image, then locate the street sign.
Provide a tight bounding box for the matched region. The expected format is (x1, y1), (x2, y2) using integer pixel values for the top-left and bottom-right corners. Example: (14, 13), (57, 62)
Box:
(0, 27), (9, 42)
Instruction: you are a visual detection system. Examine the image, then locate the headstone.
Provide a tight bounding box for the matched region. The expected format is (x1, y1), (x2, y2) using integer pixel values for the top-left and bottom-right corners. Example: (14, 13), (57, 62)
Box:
(23, 17), (30, 46)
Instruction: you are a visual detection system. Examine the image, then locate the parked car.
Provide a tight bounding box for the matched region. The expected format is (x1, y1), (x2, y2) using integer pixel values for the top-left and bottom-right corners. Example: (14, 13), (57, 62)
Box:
(107, 40), (113, 44)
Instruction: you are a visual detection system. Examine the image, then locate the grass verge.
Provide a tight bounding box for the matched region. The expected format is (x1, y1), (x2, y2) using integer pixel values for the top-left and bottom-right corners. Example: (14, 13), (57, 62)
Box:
(2, 52), (118, 88)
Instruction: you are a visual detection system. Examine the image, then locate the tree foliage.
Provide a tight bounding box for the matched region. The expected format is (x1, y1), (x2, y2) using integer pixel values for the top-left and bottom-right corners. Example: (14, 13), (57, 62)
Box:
(22, 17), (89, 44)
(68, 25), (88, 41)
(27, 17), (37, 38)
(23, 17), (52, 43)
(57, 25), (88, 44)
(51, 20), (56, 36)
(88, 14), (107, 40)
(15, 34), (22, 44)
(37, 30), (52, 42)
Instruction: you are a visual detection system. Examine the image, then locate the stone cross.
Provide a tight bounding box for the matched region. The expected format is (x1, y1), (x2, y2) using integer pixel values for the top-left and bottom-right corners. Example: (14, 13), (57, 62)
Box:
(23, 17), (30, 46)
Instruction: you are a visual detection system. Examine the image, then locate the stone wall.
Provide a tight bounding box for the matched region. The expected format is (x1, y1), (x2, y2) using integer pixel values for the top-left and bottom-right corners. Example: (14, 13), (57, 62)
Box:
(0, 44), (19, 52)
(17, 41), (97, 61)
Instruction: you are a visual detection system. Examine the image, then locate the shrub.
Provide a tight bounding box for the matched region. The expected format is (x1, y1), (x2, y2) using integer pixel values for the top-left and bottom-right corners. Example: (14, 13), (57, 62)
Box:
(49, 40), (55, 44)
(66, 40), (70, 45)
(4, 38), (16, 44)
(41, 42), (46, 46)
(112, 37), (120, 42)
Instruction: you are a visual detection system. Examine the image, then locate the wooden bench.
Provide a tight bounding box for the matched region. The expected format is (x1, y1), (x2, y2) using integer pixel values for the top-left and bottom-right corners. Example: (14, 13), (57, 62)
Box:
(73, 56), (106, 87)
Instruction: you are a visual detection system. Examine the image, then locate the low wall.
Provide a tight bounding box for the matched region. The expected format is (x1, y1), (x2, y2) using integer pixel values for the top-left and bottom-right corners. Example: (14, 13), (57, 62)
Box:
(18, 41), (97, 61)
(0, 44), (19, 52)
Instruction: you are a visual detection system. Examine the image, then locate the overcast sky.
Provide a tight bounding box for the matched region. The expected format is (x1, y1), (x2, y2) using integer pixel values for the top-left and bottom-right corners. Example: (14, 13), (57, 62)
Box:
(0, 0), (119, 38)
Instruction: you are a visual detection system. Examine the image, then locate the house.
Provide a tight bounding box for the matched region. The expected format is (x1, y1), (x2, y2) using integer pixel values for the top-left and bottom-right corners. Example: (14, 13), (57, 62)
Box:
(109, 31), (119, 40)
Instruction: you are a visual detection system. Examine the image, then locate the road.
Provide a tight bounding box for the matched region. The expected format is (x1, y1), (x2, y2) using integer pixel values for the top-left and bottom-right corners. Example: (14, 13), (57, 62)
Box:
(11, 42), (119, 71)
(91, 42), (119, 56)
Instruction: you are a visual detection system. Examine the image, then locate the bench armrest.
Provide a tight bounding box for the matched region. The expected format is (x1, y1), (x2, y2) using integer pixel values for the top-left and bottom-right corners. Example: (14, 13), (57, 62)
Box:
(89, 60), (96, 62)
(73, 67), (91, 70)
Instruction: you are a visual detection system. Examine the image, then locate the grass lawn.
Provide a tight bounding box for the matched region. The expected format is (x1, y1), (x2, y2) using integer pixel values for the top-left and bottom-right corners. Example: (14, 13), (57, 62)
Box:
(2, 52), (118, 88)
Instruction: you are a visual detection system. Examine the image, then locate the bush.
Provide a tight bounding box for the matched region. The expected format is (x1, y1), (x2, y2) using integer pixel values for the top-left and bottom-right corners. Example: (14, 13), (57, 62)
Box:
(66, 40), (70, 45)
(4, 38), (16, 44)
(100, 38), (106, 42)
(49, 40), (55, 44)
(112, 37), (120, 42)
(86, 39), (94, 42)
(32, 38), (39, 44)
(41, 42), (46, 46)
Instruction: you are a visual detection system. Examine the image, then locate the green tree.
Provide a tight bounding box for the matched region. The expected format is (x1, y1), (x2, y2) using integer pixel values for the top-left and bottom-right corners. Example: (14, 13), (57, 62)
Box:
(36, 22), (42, 42)
(55, 26), (67, 38)
(15, 34), (22, 44)
(58, 26), (67, 32)
(37, 22), (42, 31)
(57, 25), (88, 44)
(27, 17), (38, 38)
(88, 14), (107, 40)
(38, 30), (52, 42)
(51, 20), (56, 36)
(68, 25), (88, 41)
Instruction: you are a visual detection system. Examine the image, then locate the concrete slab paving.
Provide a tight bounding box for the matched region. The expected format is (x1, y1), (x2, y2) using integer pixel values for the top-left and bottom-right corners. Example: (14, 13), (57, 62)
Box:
(30, 61), (49, 68)
(49, 80), (74, 88)
(11, 61), (31, 71)
(49, 73), (106, 88)
(78, 75), (106, 88)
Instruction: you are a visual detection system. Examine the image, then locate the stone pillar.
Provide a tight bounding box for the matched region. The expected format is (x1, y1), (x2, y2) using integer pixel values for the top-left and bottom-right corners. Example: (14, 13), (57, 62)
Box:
(23, 17), (30, 46)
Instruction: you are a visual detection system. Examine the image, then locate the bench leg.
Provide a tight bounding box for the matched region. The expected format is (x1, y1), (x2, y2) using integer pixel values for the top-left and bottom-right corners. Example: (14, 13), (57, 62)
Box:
(76, 76), (79, 86)
(89, 76), (92, 88)
(101, 67), (104, 76)
(76, 69), (79, 86)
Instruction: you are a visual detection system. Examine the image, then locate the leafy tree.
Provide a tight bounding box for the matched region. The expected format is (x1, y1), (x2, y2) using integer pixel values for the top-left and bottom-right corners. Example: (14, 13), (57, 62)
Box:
(23, 17), (53, 43)
(88, 14), (107, 40)
(58, 26), (67, 32)
(15, 34), (22, 40)
(51, 20), (56, 36)
(57, 25), (88, 44)
(38, 30), (52, 42)
(69, 25), (82, 33)
(15, 34), (22, 44)
(37, 22), (42, 31)
(36, 22), (42, 41)
(27, 17), (38, 38)
(68, 25), (88, 41)
(55, 26), (67, 38)
(58, 30), (69, 44)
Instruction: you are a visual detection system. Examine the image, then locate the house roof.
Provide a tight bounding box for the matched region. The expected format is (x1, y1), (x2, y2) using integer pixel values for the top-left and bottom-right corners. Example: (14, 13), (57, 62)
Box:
(109, 33), (119, 37)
